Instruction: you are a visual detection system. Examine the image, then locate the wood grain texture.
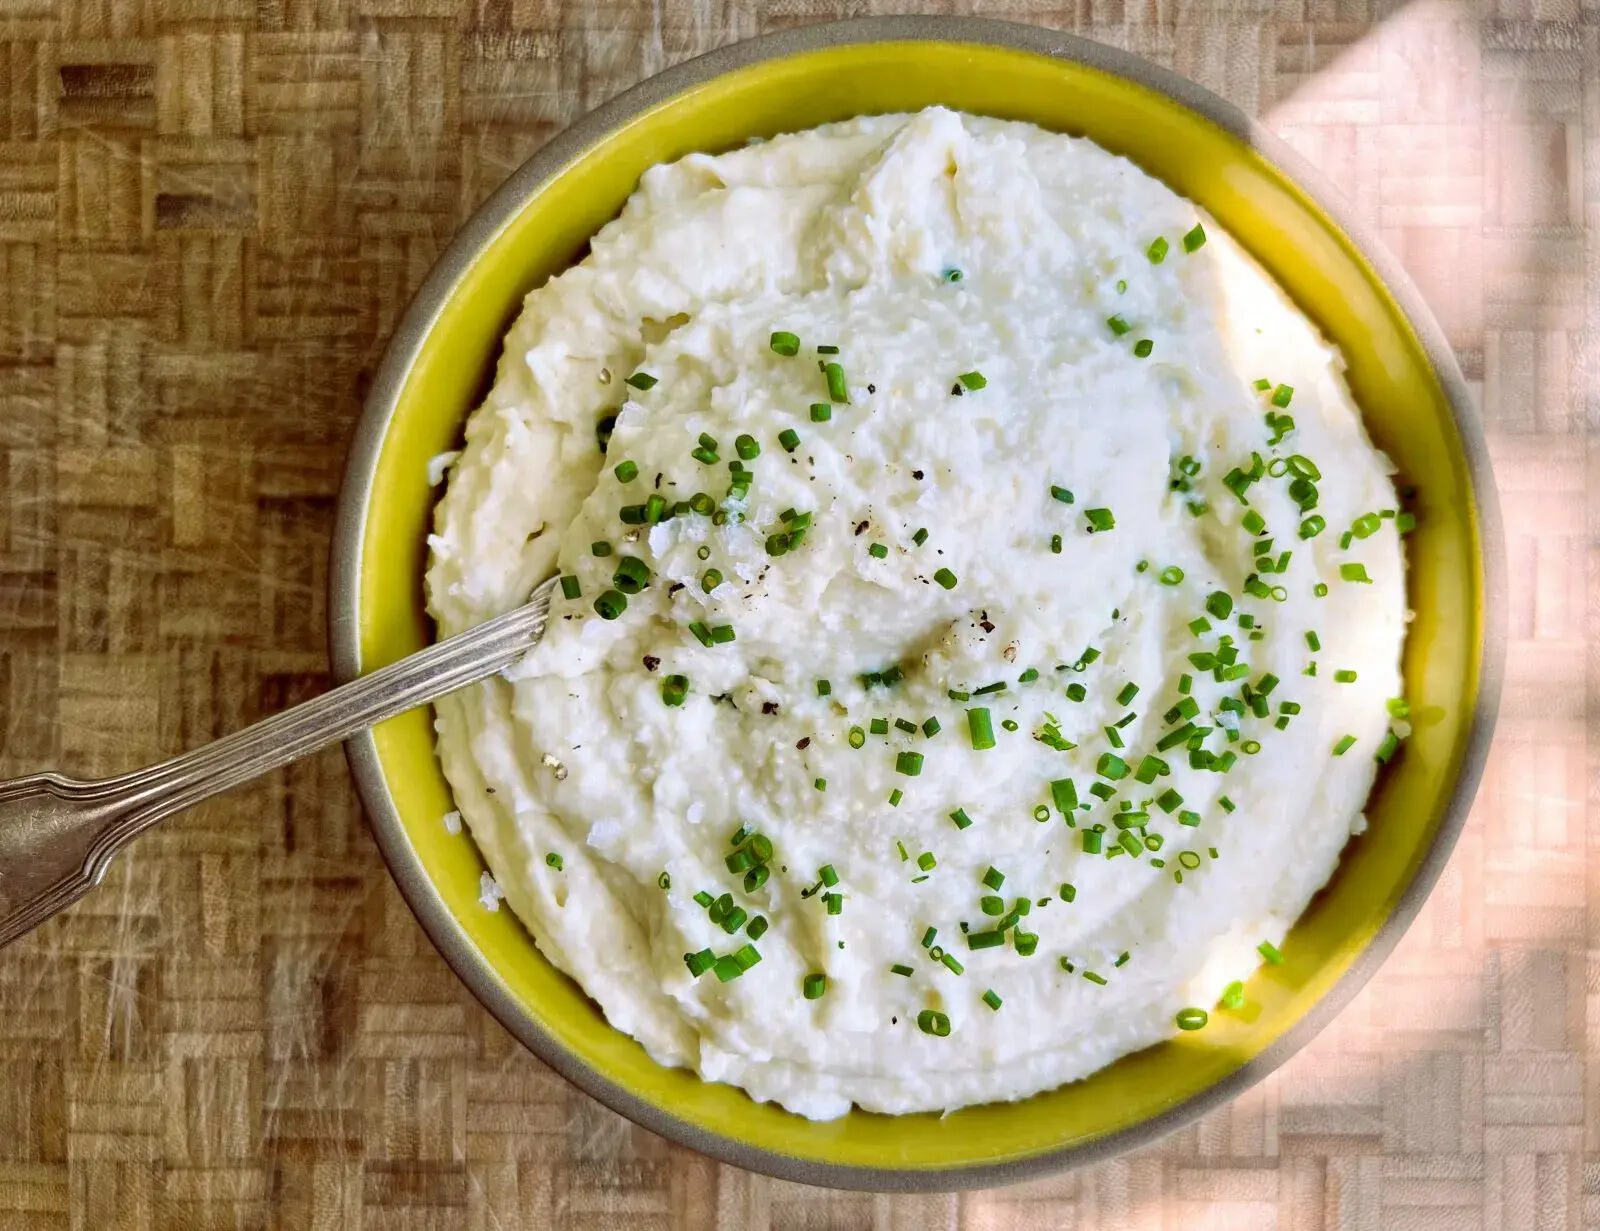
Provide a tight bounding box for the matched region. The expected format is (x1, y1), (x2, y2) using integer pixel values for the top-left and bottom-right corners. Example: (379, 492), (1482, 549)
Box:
(0, 0), (1594, 1226)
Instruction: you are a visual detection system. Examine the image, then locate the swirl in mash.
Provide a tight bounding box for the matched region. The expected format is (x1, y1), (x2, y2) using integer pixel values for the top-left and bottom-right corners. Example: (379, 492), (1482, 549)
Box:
(427, 108), (1407, 1120)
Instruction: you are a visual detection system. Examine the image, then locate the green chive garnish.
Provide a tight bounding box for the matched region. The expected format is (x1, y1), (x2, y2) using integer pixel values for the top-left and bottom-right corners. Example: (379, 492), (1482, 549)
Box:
(661, 674), (688, 706)
(949, 807), (972, 830)
(778, 428), (801, 453)
(933, 567), (957, 589)
(895, 751), (923, 777)
(968, 708), (995, 750)
(982, 989), (1002, 1011)
(868, 542), (888, 559)
(1340, 562), (1372, 583)
(1175, 1007), (1208, 1030)
(802, 972), (826, 999)
(824, 362), (849, 403)
(559, 575), (581, 600)
(916, 1009), (951, 1037)
(1182, 223), (1206, 252)
(770, 331), (800, 356)
(1158, 565), (1183, 585)
(1332, 734), (1356, 756)
(1106, 314), (1131, 336)
(1147, 236), (1169, 263)
(593, 589), (627, 620)
(1133, 338), (1153, 358)
(810, 402), (832, 423)
(957, 370), (986, 391)
(625, 372), (657, 390)
(1050, 485), (1074, 504)
(912, 527), (929, 546)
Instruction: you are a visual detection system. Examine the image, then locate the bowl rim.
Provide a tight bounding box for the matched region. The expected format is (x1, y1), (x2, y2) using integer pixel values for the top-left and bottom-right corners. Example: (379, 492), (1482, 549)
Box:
(329, 14), (1506, 1192)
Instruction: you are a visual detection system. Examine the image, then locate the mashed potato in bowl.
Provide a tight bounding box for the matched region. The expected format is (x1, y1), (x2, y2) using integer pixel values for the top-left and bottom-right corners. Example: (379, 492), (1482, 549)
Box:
(425, 106), (1409, 1120)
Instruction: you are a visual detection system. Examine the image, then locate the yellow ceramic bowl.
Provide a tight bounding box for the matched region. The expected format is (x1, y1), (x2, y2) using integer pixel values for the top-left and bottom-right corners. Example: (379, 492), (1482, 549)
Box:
(331, 17), (1503, 1189)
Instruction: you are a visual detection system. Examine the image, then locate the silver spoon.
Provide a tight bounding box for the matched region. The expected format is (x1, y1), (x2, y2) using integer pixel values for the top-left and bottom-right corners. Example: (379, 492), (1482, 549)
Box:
(0, 577), (557, 949)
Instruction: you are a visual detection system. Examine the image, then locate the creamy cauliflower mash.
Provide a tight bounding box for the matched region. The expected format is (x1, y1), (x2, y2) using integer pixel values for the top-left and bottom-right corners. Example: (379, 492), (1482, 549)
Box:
(426, 108), (1410, 1119)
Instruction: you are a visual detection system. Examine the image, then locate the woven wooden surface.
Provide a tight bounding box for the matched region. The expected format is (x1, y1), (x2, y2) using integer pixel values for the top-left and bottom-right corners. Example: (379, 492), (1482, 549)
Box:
(0, 0), (1594, 1226)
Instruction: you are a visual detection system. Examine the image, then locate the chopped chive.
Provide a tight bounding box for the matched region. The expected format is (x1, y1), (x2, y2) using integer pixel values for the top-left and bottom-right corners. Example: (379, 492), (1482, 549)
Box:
(1334, 669), (1358, 683)
(1339, 562), (1372, 584)
(1147, 235), (1169, 263)
(1175, 1007), (1209, 1030)
(916, 1009), (951, 1037)
(778, 428), (801, 453)
(922, 716), (941, 738)
(957, 371), (987, 391)
(1106, 314), (1131, 336)
(593, 589), (627, 620)
(895, 751), (924, 777)
(1050, 534), (1063, 554)
(559, 575), (581, 600)
(734, 433), (760, 460)
(1205, 591), (1233, 620)
(1116, 682), (1140, 706)
(810, 402), (832, 423)
(1050, 778), (1079, 813)
(625, 372), (657, 391)
(1158, 565), (1184, 585)
(802, 972), (827, 999)
(1305, 631), (1321, 652)
(661, 675), (688, 706)
(1182, 223), (1207, 252)
(1133, 338), (1154, 358)
(1096, 753), (1130, 780)
(982, 989), (1002, 1011)
(933, 567), (958, 590)
(1084, 508), (1115, 533)
(967, 929), (1005, 950)
(868, 542), (888, 559)
(824, 362), (849, 403)
(770, 331), (800, 356)
(1333, 734), (1357, 756)
(1257, 940), (1285, 965)
(1081, 829), (1103, 854)
(890, 963), (914, 977)
(870, 717), (888, 735)
(967, 708), (995, 750)
(1270, 384), (1294, 408)
(1050, 484), (1075, 504)
(912, 527), (929, 546)
(949, 807), (973, 830)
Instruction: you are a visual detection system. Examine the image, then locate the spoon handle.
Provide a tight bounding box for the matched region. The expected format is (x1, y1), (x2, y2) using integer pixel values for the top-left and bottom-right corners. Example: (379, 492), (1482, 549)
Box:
(0, 578), (556, 949)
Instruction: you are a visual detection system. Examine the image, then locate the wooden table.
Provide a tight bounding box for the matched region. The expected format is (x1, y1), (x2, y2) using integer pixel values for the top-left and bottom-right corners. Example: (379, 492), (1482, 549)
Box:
(0, 1), (1593, 1226)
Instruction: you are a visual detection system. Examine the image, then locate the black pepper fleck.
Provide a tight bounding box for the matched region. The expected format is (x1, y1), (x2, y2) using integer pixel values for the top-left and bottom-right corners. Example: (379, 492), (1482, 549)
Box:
(911, 469), (924, 480)
(796, 737), (810, 750)
(951, 384), (964, 397)
(762, 701), (780, 715)
(855, 520), (869, 536)
(642, 656), (660, 671)
(866, 383), (876, 394)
